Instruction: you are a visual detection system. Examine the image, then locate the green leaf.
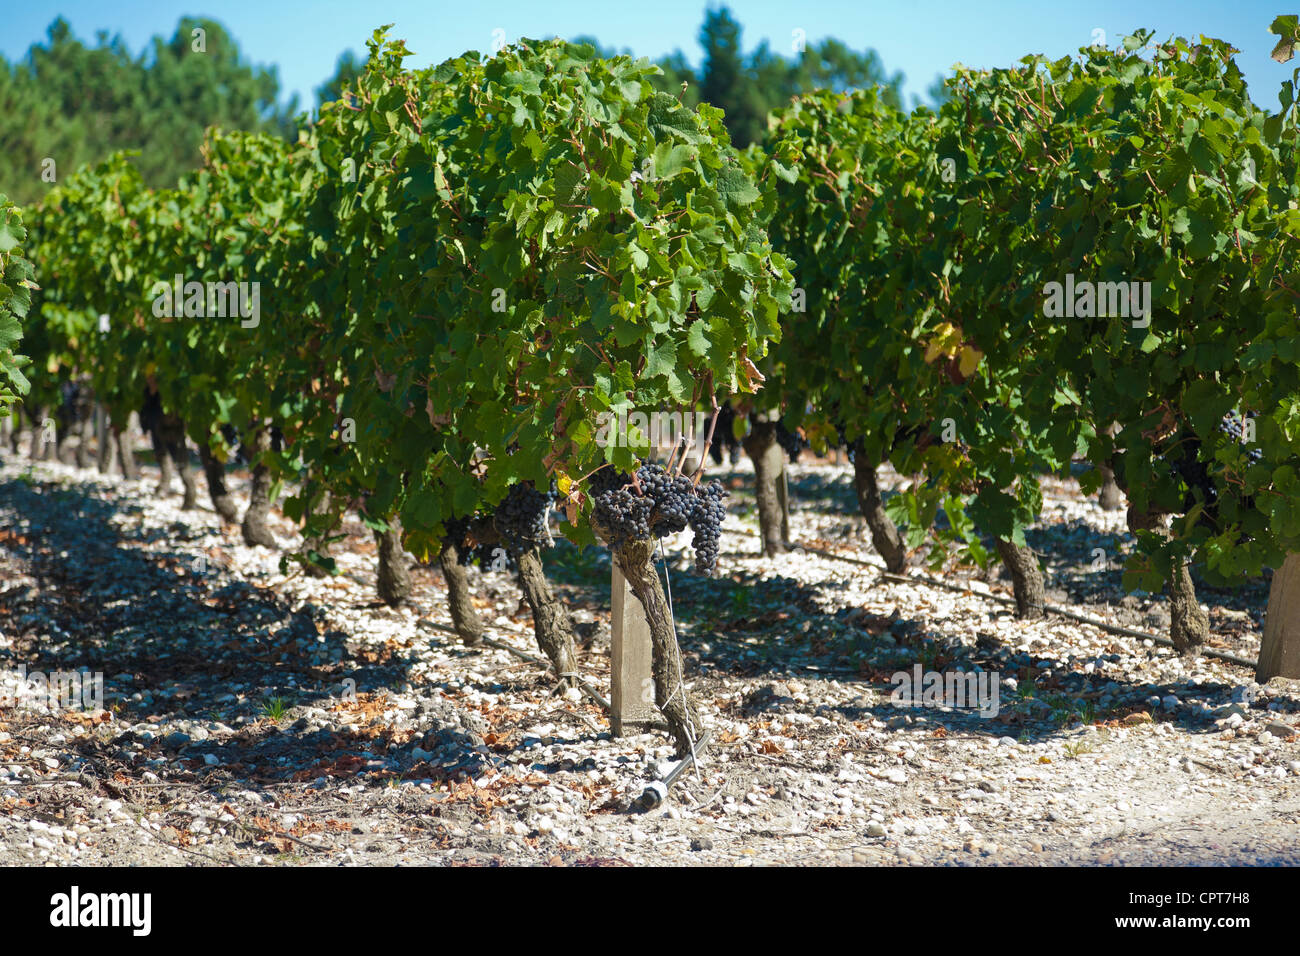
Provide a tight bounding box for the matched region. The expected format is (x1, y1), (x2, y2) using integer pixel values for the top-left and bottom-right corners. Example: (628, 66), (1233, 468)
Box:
(715, 166), (760, 210)
(647, 92), (705, 144)
(0, 218), (22, 253)
(686, 321), (710, 357)
(651, 143), (696, 181)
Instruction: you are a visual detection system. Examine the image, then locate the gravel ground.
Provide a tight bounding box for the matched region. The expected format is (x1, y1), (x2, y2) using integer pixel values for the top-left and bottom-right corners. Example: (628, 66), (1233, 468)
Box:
(0, 450), (1297, 867)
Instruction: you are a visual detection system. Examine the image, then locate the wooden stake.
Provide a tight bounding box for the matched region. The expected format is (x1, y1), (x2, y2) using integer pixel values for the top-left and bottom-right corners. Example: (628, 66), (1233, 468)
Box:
(610, 562), (656, 736)
(1259, 553), (1300, 682)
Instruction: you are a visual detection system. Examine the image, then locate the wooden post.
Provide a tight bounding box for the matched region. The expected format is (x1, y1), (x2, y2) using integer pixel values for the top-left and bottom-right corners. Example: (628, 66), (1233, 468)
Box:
(610, 563), (656, 736)
(1258, 553), (1300, 682)
(95, 404), (112, 473)
(777, 468), (791, 544)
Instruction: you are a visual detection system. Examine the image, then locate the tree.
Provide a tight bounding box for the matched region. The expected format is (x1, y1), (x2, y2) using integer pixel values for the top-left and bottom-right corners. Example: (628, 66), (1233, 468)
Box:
(783, 37), (904, 104)
(697, 7), (765, 146)
(924, 73), (952, 108)
(0, 17), (295, 205)
(648, 7), (904, 147)
(315, 50), (366, 107)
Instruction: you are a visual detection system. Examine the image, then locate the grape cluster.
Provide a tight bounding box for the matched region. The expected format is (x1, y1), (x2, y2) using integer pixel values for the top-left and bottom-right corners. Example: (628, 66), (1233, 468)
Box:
(1164, 412), (1264, 525)
(636, 463), (695, 534)
(891, 422), (929, 452)
(775, 422), (807, 464)
(494, 483), (551, 549)
(444, 515), (470, 548)
(590, 462), (730, 573)
(443, 516), (479, 567)
(1218, 412), (1263, 463)
(590, 465), (631, 496)
(688, 480), (728, 574)
(593, 486), (654, 545)
(1168, 432), (1217, 517)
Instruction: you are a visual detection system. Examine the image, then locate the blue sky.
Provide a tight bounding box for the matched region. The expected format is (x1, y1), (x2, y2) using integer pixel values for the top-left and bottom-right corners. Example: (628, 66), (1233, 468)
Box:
(1, 1), (1293, 111)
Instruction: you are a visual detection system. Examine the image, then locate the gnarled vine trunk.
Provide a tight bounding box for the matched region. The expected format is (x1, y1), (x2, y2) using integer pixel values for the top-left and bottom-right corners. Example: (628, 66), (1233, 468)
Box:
(74, 416), (92, 469)
(742, 417), (789, 557)
(374, 523), (411, 606)
(146, 414), (195, 507)
(240, 426), (277, 547)
(28, 405), (53, 460)
(514, 545), (578, 691)
(150, 423), (176, 495)
(96, 408), (113, 474)
(115, 425), (138, 480)
(1167, 558), (1210, 653)
(1127, 506), (1207, 652)
(994, 537), (1045, 619)
(851, 444), (908, 573)
(607, 535), (700, 757)
(1097, 424), (1124, 511)
(1097, 465), (1124, 511)
(439, 537), (484, 646)
(198, 442), (240, 524)
(56, 422), (75, 465)
(161, 416), (197, 510)
(55, 383), (92, 468)
(140, 387), (193, 505)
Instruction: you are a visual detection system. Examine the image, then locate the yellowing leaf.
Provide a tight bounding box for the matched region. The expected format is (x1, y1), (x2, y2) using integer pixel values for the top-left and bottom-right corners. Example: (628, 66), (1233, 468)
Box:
(958, 344), (983, 377)
(924, 322), (962, 364)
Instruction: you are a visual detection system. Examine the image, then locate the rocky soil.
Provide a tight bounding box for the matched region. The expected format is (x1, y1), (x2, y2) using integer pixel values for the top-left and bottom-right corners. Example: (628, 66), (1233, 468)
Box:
(0, 450), (1297, 866)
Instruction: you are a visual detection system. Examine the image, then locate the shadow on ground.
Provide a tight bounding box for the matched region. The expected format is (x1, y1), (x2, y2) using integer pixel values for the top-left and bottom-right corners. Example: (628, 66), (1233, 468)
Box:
(0, 474), (489, 788)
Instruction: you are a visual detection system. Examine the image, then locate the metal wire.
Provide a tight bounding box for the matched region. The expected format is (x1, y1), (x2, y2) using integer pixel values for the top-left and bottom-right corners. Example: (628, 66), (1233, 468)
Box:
(657, 538), (700, 779)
